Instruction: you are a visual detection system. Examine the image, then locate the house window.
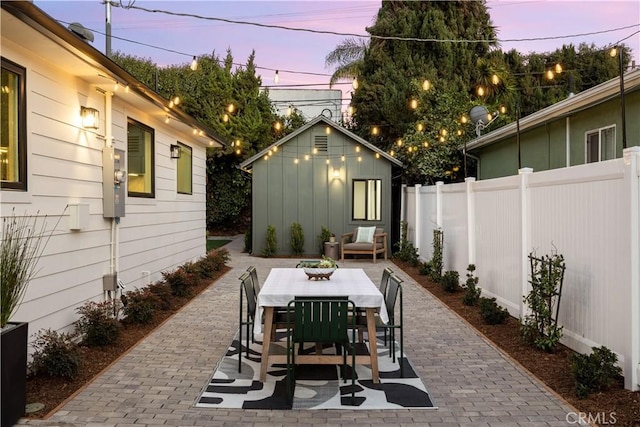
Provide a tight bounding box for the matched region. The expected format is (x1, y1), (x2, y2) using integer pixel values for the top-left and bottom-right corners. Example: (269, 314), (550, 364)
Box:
(1, 58), (27, 191)
(176, 142), (192, 195)
(352, 179), (381, 221)
(586, 126), (615, 163)
(127, 118), (155, 197)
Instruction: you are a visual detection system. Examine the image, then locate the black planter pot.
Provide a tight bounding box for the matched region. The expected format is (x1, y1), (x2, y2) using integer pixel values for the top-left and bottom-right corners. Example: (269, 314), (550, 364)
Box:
(1, 321), (28, 427)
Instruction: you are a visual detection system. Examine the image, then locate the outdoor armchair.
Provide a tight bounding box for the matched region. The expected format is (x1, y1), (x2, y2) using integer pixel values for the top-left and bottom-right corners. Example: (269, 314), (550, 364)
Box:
(340, 227), (387, 263)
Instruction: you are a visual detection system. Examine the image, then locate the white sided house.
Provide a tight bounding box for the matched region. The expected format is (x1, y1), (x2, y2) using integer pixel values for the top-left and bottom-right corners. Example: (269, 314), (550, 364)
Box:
(1, 2), (227, 342)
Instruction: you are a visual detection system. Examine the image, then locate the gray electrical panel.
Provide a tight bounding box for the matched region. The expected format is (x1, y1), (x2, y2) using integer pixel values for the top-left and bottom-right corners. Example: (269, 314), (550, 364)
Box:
(103, 147), (126, 218)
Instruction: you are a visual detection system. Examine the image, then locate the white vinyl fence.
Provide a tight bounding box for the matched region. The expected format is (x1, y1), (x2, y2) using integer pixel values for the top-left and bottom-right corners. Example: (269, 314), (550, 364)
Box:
(401, 147), (640, 391)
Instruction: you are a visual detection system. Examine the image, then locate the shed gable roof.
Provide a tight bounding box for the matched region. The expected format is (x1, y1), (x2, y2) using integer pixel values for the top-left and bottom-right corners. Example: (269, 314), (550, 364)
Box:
(239, 116), (403, 171)
(467, 68), (640, 151)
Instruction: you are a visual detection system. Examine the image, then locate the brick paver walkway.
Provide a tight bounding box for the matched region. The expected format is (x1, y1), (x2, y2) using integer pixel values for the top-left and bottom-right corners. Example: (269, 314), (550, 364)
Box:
(18, 236), (578, 426)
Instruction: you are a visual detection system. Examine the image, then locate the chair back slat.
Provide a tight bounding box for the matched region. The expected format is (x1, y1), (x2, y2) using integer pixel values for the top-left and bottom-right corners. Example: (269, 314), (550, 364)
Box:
(386, 275), (403, 318)
(380, 267), (393, 298)
(246, 266), (260, 294)
(239, 272), (256, 320)
(289, 297), (351, 343)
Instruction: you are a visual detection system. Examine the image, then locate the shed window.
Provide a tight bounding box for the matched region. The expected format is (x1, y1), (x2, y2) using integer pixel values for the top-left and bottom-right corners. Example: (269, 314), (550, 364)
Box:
(1, 58), (27, 191)
(586, 125), (615, 163)
(127, 118), (155, 197)
(176, 142), (192, 195)
(352, 179), (381, 221)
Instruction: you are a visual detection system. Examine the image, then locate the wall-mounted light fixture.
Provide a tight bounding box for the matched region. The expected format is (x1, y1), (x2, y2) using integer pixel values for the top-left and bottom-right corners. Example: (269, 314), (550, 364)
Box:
(170, 144), (181, 159)
(80, 106), (99, 129)
(333, 167), (340, 178)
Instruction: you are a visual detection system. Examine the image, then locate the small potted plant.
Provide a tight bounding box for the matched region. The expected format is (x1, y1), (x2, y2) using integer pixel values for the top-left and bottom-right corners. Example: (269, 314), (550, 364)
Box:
(329, 233), (336, 244)
(1, 209), (60, 427)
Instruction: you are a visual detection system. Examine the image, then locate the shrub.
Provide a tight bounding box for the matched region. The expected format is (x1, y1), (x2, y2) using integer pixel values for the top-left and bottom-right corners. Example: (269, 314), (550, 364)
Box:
(393, 221), (419, 266)
(418, 260), (432, 276)
(317, 225), (332, 255)
(462, 264), (482, 306)
(121, 288), (160, 324)
(179, 261), (201, 286)
(196, 248), (230, 279)
(428, 229), (443, 282)
(75, 300), (120, 347)
(440, 270), (460, 293)
(162, 269), (197, 297)
(479, 297), (509, 325)
(244, 228), (252, 254)
(290, 222), (304, 256)
(147, 281), (173, 311)
(29, 329), (81, 379)
(570, 346), (622, 399)
(263, 225), (277, 257)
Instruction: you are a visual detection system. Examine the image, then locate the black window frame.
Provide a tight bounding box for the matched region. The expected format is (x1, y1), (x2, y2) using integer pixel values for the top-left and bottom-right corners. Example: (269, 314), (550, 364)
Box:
(351, 178), (382, 221)
(1, 57), (27, 191)
(127, 118), (155, 198)
(176, 142), (192, 195)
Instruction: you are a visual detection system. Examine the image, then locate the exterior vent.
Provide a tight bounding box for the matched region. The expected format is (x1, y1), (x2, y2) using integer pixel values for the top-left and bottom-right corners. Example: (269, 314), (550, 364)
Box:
(314, 135), (328, 152)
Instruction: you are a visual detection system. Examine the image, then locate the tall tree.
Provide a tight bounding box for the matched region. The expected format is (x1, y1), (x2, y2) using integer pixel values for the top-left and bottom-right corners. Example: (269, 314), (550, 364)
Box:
(350, 1), (496, 149)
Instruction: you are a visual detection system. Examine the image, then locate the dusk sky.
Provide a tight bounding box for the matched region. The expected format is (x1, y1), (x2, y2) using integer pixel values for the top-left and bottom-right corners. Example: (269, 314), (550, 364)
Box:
(34, 0), (640, 99)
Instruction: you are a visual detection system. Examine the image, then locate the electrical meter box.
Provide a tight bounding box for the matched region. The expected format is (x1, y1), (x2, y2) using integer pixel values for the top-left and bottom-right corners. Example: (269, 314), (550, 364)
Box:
(103, 147), (126, 218)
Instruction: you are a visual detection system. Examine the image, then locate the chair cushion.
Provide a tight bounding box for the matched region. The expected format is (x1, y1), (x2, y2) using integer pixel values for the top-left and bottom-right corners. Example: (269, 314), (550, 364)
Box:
(343, 242), (384, 251)
(355, 226), (376, 243)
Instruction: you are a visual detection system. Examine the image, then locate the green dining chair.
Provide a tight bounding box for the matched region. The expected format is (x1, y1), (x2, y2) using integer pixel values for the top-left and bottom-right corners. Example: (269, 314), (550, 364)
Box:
(286, 297), (356, 405)
(238, 271), (256, 373)
(378, 274), (404, 377)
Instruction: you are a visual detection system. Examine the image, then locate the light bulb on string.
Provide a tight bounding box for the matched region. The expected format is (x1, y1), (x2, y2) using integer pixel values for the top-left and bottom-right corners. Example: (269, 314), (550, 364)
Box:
(609, 47), (618, 57)
(352, 77), (359, 90)
(554, 63), (563, 74)
(422, 79), (431, 91)
(546, 69), (555, 80)
(491, 74), (500, 85)
(227, 103), (235, 113)
(410, 99), (418, 109)
(274, 70), (279, 84)
(190, 56), (198, 71)
(476, 85), (485, 97)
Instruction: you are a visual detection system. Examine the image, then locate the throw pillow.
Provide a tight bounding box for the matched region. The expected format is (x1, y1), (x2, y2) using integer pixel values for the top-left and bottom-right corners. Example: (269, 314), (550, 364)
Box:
(355, 226), (376, 243)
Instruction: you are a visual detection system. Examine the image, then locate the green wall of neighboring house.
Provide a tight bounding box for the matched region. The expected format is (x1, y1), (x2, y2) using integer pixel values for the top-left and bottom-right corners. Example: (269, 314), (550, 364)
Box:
(251, 122), (395, 256)
(474, 91), (639, 180)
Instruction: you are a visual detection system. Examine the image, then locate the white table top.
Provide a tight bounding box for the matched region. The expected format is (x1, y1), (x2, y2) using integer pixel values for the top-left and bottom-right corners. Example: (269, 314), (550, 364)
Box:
(255, 267), (389, 334)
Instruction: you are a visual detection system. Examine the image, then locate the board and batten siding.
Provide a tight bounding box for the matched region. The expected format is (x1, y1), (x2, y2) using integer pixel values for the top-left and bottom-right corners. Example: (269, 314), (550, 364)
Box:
(251, 122), (394, 256)
(1, 42), (208, 341)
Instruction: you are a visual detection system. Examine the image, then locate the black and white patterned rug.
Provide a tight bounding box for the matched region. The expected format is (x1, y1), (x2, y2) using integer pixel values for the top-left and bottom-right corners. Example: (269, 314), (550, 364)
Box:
(195, 331), (436, 410)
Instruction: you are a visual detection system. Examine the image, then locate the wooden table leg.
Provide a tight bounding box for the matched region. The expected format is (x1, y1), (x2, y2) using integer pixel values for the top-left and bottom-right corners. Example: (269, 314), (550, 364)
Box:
(366, 308), (379, 383)
(260, 306), (274, 382)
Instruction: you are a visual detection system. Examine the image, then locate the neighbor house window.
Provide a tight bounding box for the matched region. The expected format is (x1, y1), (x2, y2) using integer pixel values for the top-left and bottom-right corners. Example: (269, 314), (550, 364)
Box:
(586, 126), (615, 163)
(1, 58), (27, 191)
(176, 142), (192, 195)
(127, 119), (155, 197)
(352, 179), (381, 221)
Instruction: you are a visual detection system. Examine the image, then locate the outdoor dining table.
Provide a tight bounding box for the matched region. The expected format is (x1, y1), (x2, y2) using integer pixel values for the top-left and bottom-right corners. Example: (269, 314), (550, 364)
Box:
(255, 267), (389, 383)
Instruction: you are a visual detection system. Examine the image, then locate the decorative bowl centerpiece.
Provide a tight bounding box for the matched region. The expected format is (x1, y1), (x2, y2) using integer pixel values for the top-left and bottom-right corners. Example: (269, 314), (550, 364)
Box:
(299, 256), (337, 280)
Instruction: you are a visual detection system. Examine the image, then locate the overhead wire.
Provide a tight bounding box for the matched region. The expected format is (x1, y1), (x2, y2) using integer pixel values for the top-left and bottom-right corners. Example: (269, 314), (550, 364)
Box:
(111, 2), (639, 45)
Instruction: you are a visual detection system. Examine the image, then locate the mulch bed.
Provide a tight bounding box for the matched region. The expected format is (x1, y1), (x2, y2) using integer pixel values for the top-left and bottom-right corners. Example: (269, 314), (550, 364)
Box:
(25, 267), (230, 419)
(393, 259), (640, 426)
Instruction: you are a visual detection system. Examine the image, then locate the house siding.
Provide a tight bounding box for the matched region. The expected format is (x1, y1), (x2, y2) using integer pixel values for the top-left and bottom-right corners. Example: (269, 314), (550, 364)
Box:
(1, 34), (208, 340)
(251, 122), (394, 256)
(471, 73), (639, 180)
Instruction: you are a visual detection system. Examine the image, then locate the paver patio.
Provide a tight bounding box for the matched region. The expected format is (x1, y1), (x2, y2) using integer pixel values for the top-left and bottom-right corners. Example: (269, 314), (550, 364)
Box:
(17, 236), (578, 426)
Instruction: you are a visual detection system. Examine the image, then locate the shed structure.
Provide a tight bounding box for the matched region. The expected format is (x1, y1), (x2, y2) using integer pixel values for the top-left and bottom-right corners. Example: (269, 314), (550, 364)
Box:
(240, 116), (403, 257)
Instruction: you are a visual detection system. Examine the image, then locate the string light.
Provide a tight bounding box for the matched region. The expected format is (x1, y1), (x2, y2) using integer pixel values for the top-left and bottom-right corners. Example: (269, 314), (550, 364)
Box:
(190, 56), (198, 71)
(422, 80), (431, 91)
(274, 70), (279, 84)
(410, 99), (418, 109)
(227, 103), (235, 113)
(352, 77), (359, 90)
(165, 115), (170, 123)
